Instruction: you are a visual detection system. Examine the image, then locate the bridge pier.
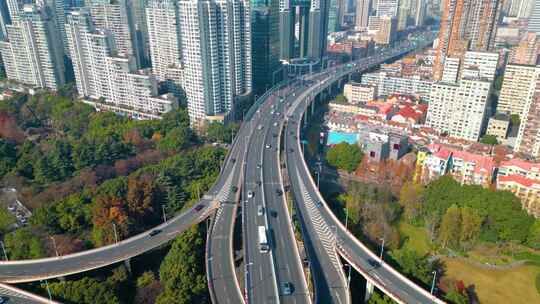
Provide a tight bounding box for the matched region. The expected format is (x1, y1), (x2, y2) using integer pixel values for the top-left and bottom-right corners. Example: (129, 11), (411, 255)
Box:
(124, 258), (132, 274)
(364, 280), (374, 302)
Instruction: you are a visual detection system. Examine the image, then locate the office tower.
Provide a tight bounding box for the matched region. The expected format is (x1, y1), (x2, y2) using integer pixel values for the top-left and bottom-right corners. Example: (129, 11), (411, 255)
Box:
(356, 0), (370, 29)
(0, 4), (65, 90)
(498, 64), (540, 117)
(434, 0), (502, 80)
(328, 0), (340, 32)
(66, 9), (175, 119)
(377, 0), (398, 17)
(145, 0), (182, 96)
(413, 0), (424, 26)
(509, 0), (533, 18)
(529, 1), (540, 35)
(88, 0), (141, 67)
(510, 32), (540, 65)
(279, 0), (294, 60)
(515, 78), (540, 157)
(426, 77), (491, 141)
(252, 0), (281, 93)
(177, 0), (252, 125)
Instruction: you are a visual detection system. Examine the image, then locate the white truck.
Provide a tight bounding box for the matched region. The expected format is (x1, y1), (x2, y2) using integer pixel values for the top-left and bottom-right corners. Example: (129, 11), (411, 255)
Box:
(258, 226), (269, 253)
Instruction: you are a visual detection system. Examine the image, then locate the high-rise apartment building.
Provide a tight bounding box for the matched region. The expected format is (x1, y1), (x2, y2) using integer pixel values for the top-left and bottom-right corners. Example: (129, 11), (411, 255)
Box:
(131, 0), (151, 67)
(529, 0), (540, 35)
(508, 0), (534, 18)
(413, 0), (424, 27)
(434, 0), (502, 80)
(66, 8), (175, 119)
(510, 32), (540, 65)
(515, 78), (540, 157)
(462, 51), (499, 81)
(88, 0), (141, 67)
(0, 2), (11, 40)
(177, 0), (252, 124)
(355, 0), (370, 29)
(41, 0), (70, 57)
(0, 4), (65, 90)
(374, 16), (397, 44)
(145, 0), (182, 96)
(441, 56), (460, 83)
(426, 77), (491, 141)
(377, 0), (398, 17)
(498, 64), (540, 117)
(397, 0), (410, 31)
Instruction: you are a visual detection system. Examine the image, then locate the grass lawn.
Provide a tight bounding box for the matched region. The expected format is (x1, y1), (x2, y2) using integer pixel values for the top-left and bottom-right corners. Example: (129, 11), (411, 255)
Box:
(397, 221), (431, 256)
(442, 257), (540, 304)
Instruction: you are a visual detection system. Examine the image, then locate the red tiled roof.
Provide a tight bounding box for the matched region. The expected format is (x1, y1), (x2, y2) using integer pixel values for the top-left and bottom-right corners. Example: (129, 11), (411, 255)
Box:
(500, 158), (540, 173)
(498, 174), (540, 188)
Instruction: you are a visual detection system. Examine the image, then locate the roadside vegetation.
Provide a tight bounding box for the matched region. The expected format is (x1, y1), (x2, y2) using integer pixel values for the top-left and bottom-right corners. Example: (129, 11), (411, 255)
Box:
(0, 91), (225, 259)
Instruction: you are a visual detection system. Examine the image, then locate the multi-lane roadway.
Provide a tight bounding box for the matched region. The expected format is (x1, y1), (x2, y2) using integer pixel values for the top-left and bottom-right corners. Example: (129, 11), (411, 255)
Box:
(0, 30), (444, 304)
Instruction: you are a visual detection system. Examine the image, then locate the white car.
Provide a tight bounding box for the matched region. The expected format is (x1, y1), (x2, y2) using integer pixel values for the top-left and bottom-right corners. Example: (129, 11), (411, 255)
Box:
(257, 206), (264, 216)
(265, 144), (271, 149)
(248, 191), (254, 198)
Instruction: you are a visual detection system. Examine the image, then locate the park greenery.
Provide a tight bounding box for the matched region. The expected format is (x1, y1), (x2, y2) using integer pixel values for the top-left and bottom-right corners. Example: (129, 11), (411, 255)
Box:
(326, 142), (363, 173)
(479, 134), (498, 145)
(322, 173), (540, 303)
(0, 91), (225, 259)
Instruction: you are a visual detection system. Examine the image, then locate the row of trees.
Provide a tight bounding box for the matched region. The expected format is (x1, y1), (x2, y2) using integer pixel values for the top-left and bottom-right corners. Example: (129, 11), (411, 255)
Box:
(326, 142), (363, 173)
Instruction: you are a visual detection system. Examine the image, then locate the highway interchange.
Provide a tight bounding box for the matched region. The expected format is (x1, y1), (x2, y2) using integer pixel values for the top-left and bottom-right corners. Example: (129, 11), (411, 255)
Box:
(0, 31), (444, 304)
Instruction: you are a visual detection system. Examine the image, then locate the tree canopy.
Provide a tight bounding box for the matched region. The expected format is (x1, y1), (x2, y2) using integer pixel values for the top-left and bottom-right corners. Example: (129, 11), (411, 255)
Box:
(326, 142), (363, 173)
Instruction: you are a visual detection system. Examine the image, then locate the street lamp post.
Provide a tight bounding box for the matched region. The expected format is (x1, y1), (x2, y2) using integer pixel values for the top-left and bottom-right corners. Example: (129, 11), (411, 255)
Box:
(379, 237), (385, 261)
(430, 270), (437, 294)
(0, 241), (8, 261)
(50, 236), (59, 257)
(344, 263), (352, 289)
(42, 279), (52, 302)
(162, 204), (167, 223)
(112, 222), (118, 244)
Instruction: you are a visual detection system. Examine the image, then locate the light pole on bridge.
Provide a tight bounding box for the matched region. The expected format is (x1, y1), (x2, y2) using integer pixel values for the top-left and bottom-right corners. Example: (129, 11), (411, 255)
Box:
(50, 236), (59, 257)
(0, 241), (8, 261)
(162, 204), (167, 223)
(112, 222), (119, 244)
(431, 270), (438, 295)
(379, 237), (385, 262)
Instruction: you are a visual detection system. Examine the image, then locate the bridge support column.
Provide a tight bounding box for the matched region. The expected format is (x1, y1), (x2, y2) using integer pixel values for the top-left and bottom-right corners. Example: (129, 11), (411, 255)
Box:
(310, 99), (315, 116)
(364, 280), (374, 302)
(124, 258), (132, 274)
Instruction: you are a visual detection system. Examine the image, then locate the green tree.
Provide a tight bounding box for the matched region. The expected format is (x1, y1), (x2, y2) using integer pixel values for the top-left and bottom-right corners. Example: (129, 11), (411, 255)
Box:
(0, 208), (15, 233)
(4, 228), (45, 259)
(0, 139), (17, 177)
(392, 248), (439, 285)
(438, 204), (462, 248)
(445, 286), (469, 304)
(510, 114), (520, 127)
(158, 127), (193, 152)
(368, 290), (397, 303)
(526, 220), (540, 249)
(399, 181), (424, 221)
(480, 135), (498, 145)
(157, 226), (208, 304)
(460, 206), (483, 246)
(206, 122), (238, 143)
(326, 142), (363, 173)
(47, 277), (120, 304)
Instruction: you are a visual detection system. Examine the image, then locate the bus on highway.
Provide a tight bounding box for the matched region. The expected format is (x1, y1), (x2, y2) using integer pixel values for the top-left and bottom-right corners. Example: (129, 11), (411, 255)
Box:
(258, 226), (269, 253)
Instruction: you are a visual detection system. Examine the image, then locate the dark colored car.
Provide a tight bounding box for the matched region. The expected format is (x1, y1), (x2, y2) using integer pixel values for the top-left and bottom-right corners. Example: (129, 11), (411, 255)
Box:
(194, 204), (204, 212)
(316, 201), (323, 208)
(368, 258), (380, 268)
(231, 186), (238, 193)
(281, 282), (294, 295)
(289, 148), (294, 153)
(149, 229), (162, 237)
(0, 297), (9, 304)
(231, 158), (236, 163)
(276, 189), (283, 196)
(256, 180), (262, 186)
